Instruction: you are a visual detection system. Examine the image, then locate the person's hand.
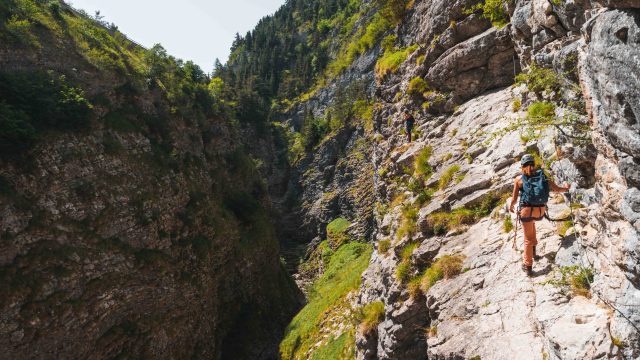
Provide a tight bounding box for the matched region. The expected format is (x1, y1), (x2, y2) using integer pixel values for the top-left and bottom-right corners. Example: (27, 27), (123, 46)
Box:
(564, 183), (571, 192)
(509, 203), (515, 213)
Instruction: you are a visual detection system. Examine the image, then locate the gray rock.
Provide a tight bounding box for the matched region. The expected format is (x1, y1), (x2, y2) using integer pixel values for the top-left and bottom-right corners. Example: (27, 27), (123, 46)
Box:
(582, 9), (640, 162)
(426, 27), (518, 101)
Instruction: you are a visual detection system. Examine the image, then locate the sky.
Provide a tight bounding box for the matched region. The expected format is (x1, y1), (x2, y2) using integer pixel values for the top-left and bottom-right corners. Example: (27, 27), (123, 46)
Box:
(68, 0), (285, 73)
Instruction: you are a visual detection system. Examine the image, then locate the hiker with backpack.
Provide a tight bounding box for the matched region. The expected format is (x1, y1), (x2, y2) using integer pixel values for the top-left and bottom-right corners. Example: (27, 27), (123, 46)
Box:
(403, 109), (415, 143)
(509, 154), (570, 276)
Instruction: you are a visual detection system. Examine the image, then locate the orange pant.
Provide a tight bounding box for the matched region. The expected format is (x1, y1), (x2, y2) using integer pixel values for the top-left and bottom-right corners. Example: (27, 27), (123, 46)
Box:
(520, 207), (545, 266)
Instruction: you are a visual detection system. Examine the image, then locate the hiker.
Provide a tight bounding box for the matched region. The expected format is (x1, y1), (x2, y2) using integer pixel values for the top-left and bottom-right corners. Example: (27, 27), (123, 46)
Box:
(403, 109), (415, 143)
(509, 154), (570, 276)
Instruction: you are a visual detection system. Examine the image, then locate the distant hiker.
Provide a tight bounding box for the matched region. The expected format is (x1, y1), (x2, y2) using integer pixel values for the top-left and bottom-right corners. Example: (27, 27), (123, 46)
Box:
(403, 109), (415, 143)
(509, 154), (570, 276)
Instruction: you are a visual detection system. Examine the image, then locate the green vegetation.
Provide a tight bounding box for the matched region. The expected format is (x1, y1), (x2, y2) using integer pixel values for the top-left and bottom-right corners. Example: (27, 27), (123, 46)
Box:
(611, 336), (626, 349)
(0, 71), (92, 154)
(515, 63), (562, 98)
(418, 255), (465, 294)
(327, 217), (352, 248)
(375, 45), (418, 79)
(378, 239), (391, 254)
(543, 265), (594, 298)
(358, 301), (385, 335)
(512, 98), (522, 112)
(396, 242), (418, 283)
(407, 77), (430, 96)
(427, 193), (502, 234)
(465, 0), (512, 27)
(438, 164), (461, 190)
(396, 204), (419, 241)
(557, 219), (573, 236)
(503, 216), (514, 233)
(280, 242), (373, 359)
(414, 146), (433, 178)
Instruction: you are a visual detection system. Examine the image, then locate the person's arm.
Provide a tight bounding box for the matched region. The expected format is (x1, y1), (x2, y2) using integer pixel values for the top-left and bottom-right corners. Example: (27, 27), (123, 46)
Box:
(549, 179), (570, 193)
(509, 177), (520, 213)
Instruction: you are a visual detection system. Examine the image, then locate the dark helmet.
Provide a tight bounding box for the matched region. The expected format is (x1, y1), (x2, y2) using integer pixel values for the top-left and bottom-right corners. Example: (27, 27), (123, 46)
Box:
(521, 154), (535, 166)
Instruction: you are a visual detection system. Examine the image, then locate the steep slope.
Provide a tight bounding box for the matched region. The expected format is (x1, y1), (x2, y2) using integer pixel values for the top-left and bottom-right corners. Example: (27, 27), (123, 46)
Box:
(353, 0), (640, 359)
(0, 2), (300, 359)
(221, 0), (640, 359)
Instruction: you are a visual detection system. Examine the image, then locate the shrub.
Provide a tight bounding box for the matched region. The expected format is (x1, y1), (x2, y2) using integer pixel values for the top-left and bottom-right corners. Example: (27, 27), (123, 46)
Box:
(0, 102), (36, 152)
(407, 77), (429, 96)
(381, 34), (397, 51)
(223, 191), (260, 222)
(376, 0), (411, 25)
(527, 101), (556, 120)
(0, 71), (92, 155)
(407, 276), (423, 299)
(359, 301), (385, 335)
(438, 164), (461, 190)
(515, 63), (561, 97)
(5, 15), (39, 47)
(466, 0), (511, 27)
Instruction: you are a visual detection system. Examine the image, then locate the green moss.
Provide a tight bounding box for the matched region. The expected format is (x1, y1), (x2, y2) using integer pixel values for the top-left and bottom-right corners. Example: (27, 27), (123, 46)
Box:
(280, 242), (373, 359)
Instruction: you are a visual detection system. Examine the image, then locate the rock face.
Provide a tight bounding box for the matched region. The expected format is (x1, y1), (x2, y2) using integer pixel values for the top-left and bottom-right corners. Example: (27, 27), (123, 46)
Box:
(349, 0), (640, 359)
(0, 8), (300, 359)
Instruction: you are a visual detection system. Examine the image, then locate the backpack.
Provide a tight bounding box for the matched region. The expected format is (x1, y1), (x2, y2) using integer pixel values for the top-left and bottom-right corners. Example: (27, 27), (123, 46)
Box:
(520, 169), (549, 206)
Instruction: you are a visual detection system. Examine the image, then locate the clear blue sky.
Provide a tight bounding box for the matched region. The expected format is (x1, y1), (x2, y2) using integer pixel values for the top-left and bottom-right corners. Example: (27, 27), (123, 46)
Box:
(68, 0), (285, 72)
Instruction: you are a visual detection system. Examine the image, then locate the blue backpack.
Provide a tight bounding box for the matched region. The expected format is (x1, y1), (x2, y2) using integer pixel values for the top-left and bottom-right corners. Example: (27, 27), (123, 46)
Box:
(520, 170), (549, 206)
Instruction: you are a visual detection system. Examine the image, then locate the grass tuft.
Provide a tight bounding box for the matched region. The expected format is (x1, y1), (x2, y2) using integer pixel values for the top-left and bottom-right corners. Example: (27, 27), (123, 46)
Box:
(358, 301), (385, 335)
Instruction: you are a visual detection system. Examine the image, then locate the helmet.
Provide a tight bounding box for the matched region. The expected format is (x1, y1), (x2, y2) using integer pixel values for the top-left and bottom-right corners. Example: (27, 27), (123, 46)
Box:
(521, 154), (535, 166)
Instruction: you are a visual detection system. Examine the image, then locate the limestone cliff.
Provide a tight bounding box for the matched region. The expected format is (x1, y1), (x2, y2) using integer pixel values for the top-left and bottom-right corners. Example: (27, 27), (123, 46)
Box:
(262, 0), (640, 359)
(0, 2), (300, 359)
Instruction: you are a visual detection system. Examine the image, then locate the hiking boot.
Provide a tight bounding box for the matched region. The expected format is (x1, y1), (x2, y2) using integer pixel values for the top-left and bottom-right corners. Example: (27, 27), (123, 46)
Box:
(522, 264), (533, 277)
(533, 246), (542, 261)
